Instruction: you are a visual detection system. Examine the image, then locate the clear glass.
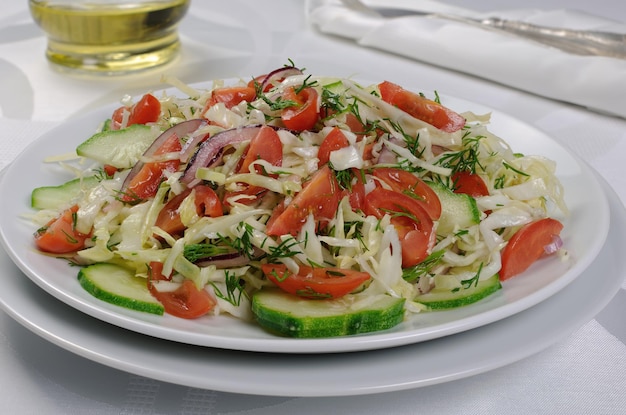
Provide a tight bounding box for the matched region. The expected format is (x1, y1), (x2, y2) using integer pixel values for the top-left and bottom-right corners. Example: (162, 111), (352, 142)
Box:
(29, 0), (190, 75)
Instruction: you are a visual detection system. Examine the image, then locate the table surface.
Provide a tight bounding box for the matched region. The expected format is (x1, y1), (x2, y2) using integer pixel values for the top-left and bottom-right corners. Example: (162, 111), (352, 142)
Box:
(1, 1), (625, 414)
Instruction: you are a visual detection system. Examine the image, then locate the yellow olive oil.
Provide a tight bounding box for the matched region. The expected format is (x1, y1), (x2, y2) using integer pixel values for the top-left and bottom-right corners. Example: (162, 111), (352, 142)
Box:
(29, 0), (190, 74)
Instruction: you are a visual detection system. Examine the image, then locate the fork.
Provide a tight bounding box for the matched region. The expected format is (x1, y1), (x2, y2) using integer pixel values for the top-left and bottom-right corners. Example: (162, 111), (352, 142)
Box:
(341, 0), (626, 59)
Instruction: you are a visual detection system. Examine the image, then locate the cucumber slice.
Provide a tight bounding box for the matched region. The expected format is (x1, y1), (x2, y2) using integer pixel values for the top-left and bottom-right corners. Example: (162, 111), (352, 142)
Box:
(77, 263), (164, 315)
(428, 181), (481, 235)
(76, 124), (160, 169)
(31, 175), (100, 210)
(323, 80), (346, 95)
(252, 290), (405, 338)
(415, 273), (501, 309)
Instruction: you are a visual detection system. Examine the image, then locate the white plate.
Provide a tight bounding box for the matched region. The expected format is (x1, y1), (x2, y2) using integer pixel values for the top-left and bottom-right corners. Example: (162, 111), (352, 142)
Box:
(0, 172), (622, 397)
(0, 90), (610, 353)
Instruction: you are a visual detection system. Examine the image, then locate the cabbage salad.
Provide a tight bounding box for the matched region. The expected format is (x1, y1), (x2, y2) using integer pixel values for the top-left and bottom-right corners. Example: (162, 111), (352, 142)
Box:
(31, 64), (568, 326)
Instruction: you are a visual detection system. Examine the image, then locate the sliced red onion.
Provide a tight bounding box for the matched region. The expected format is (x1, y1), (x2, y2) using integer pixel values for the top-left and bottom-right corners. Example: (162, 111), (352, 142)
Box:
(543, 234), (563, 255)
(121, 119), (207, 195)
(432, 145), (449, 156)
(181, 125), (265, 187)
(376, 136), (404, 164)
(179, 119), (209, 162)
(376, 146), (396, 164)
(195, 247), (265, 268)
(260, 66), (303, 92)
(196, 251), (249, 268)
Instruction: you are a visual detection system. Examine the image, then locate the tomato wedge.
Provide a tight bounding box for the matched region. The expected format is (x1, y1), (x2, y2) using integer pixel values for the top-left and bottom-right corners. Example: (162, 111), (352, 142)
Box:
(343, 113), (367, 135)
(111, 93), (161, 130)
(261, 263), (371, 299)
(103, 164), (118, 177)
(281, 86), (320, 131)
(148, 260), (171, 282)
(204, 86), (257, 111)
(224, 125), (283, 205)
(155, 190), (190, 236)
(364, 187), (434, 267)
(155, 185), (223, 237)
(265, 165), (341, 236)
(347, 179), (366, 212)
(121, 133), (182, 202)
(372, 167), (442, 220)
(148, 263), (216, 319)
(148, 262), (216, 319)
(194, 185), (223, 218)
(378, 81), (465, 133)
(318, 127), (349, 166)
(34, 205), (90, 254)
(452, 171), (489, 197)
(238, 125), (283, 175)
(499, 218), (564, 281)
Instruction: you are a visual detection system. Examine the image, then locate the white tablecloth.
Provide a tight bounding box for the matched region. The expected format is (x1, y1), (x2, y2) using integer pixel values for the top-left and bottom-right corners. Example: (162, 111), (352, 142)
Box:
(1, 1), (625, 413)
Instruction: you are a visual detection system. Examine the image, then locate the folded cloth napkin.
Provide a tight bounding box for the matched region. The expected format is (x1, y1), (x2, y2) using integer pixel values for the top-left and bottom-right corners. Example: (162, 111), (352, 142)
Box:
(307, 0), (626, 118)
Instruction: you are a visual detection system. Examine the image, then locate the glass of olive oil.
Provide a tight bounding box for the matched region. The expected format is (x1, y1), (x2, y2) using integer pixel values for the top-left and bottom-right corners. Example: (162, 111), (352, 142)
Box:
(29, 0), (190, 75)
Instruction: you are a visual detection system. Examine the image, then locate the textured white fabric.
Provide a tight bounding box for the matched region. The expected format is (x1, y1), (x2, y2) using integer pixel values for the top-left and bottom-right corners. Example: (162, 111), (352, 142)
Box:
(309, 0), (626, 119)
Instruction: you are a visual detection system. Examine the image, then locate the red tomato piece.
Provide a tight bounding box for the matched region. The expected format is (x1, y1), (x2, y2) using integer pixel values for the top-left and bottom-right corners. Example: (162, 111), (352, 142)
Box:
(281, 86), (320, 132)
(238, 125), (283, 175)
(347, 179), (366, 212)
(149, 277), (216, 319)
(204, 86), (257, 111)
(318, 127), (350, 166)
(103, 164), (118, 177)
(155, 190), (191, 236)
(248, 75), (266, 89)
(194, 185), (223, 218)
(148, 261), (171, 281)
(111, 107), (126, 130)
(121, 133), (182, 202)
(378, 81), (465, 133)
(452, 171), (490, 197)
(261, 263), (371, 299)
(129, 94), (161, 125)
(372, 167), (442, 220)
(392, 215), (435, 268)
(343, 113), (366, 135)
(111, 93), (161, 130)
(499, 218), (564, 281)
(362, 142), (377, 161)
(155, 185), (223, 237)
(265, 165), (341, 236)
(34, 205), (90, 254)
(224, 125), (283, 205)
(364, 187), (435, 267)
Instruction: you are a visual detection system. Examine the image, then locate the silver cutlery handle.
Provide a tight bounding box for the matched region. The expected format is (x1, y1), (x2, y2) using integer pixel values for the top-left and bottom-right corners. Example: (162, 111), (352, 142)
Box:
(479, 17), (626, 59)
(341, 0), (626, 59)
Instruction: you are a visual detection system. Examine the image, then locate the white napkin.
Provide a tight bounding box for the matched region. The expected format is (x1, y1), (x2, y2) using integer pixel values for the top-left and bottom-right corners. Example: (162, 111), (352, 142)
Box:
(307, 0), (626, 119)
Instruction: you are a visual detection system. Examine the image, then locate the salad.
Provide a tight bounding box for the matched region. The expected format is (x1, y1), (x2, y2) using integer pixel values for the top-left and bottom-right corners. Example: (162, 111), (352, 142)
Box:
(30, 64), (568, 338)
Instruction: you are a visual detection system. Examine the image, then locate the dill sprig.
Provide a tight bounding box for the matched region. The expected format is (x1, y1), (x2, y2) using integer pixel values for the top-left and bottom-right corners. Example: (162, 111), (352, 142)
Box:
(435, 132), (486, 175)
(402, 250), (445, 282)
(209, 271), (247, 307)
(266, 237), (302, 263)
(183, 243), (233, 263)
(454, 262), (484, 291)
(216, 222), (258, 259)
(320, 86), (344, 114)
